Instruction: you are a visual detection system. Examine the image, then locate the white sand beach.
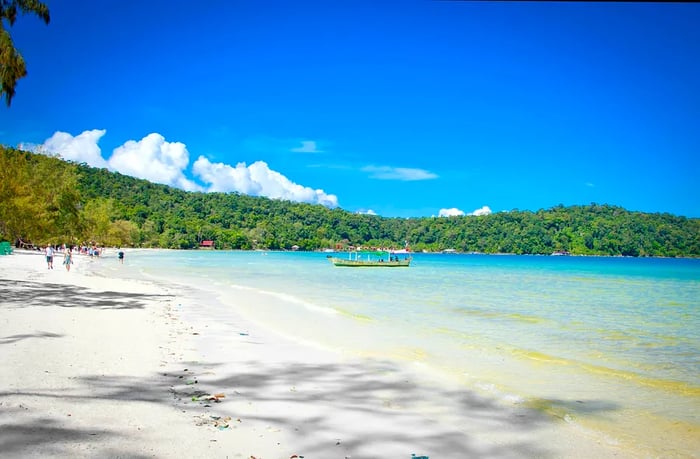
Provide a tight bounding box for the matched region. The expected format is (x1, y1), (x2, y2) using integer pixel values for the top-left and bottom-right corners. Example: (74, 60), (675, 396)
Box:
(0, 249), (650, 458)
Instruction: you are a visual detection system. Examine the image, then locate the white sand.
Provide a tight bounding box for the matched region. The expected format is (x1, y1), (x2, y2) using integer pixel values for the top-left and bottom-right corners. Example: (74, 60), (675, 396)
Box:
(0, 249), (646, 458)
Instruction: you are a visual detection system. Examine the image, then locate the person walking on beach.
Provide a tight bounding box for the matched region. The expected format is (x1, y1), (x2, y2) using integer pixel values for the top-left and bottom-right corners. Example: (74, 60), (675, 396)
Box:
(63, 248), (73, 272)
(45, 245), (54, 269)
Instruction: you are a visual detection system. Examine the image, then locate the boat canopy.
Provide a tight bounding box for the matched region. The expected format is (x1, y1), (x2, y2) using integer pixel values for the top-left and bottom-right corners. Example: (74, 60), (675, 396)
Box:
(355, 250), (389, 256)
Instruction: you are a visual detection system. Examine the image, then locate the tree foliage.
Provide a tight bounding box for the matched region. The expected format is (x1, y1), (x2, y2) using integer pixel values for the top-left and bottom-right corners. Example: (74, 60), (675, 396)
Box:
(0, 0), (50, 106)
(1, 146), (698, 257)
(0, 147), (79, 244)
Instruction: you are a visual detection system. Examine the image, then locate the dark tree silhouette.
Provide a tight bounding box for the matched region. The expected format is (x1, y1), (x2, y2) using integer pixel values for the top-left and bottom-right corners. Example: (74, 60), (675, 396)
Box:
(0, 0), (50, 106)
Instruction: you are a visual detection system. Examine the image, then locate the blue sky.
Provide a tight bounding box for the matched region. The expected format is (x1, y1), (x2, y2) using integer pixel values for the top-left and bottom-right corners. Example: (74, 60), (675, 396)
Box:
(2, 0), (699, 218)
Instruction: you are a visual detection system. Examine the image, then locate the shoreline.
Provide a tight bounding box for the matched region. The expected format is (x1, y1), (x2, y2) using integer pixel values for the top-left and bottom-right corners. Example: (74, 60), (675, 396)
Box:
(112, 246), (700, 259)
(0, 249), (670, 457)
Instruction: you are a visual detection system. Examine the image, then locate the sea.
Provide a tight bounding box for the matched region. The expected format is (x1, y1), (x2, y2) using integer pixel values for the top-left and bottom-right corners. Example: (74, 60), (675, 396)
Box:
(103, 250), (700, 453)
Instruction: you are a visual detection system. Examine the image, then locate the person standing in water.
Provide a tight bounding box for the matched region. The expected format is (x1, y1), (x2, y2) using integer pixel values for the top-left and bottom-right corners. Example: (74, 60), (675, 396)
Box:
(118, 249), (124, 264)
(63, 248), (73, 272)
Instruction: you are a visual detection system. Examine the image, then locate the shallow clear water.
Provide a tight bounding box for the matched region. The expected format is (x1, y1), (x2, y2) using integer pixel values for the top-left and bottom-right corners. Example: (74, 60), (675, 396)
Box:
(120, 250), (700, 443)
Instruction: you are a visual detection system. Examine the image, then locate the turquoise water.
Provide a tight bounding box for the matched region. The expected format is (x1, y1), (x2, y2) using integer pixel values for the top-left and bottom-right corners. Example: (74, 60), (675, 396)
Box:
(118, 251), (700, 448)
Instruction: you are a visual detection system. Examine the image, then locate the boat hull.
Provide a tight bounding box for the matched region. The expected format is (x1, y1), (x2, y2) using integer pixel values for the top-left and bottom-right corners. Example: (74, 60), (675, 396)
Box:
(328, 257), (411, 267)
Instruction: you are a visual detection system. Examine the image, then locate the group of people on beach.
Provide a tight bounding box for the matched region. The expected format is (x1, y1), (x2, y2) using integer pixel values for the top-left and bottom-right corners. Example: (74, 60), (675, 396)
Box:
(43, 244), (124, 271)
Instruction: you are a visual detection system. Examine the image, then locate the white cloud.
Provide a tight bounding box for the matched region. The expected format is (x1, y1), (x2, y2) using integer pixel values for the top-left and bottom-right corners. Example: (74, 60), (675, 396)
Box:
(31, 129), (342, 208)
(469, 206), (492, 216)
(356, 209), (377, 215)
(39, 129), (108, 168)
(108, 133), (201, 191)
(291, 140), (323, 153)
(439, 208), (465, 217)
(439, 206), (492, 217)
(193, 157), (338, 207)
(362, 165), (438, 181)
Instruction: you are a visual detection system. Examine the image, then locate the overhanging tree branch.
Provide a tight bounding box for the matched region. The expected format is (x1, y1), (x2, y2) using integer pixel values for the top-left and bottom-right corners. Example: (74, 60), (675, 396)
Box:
(0, 0), (50, 106)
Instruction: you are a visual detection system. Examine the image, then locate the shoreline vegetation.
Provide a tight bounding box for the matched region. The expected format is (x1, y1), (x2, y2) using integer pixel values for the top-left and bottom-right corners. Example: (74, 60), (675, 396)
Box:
(2, 249), (679, 458)
(1, 146), (699, 258)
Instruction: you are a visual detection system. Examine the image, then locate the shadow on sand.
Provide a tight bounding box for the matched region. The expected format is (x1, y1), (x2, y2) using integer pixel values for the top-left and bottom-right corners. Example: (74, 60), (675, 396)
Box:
(0, 331), (64, 345)
(0, 357), (622, 458)
(0, 279), (172, 310)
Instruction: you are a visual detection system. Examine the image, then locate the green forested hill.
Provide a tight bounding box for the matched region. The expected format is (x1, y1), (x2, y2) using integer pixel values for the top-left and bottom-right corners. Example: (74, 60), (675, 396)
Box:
(1, 146), (699, 256)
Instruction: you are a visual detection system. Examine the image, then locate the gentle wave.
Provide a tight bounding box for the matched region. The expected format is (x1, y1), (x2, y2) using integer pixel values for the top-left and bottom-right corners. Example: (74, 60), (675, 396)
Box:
(227, 283), (340, 316)
(511, 348), (700, 397)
